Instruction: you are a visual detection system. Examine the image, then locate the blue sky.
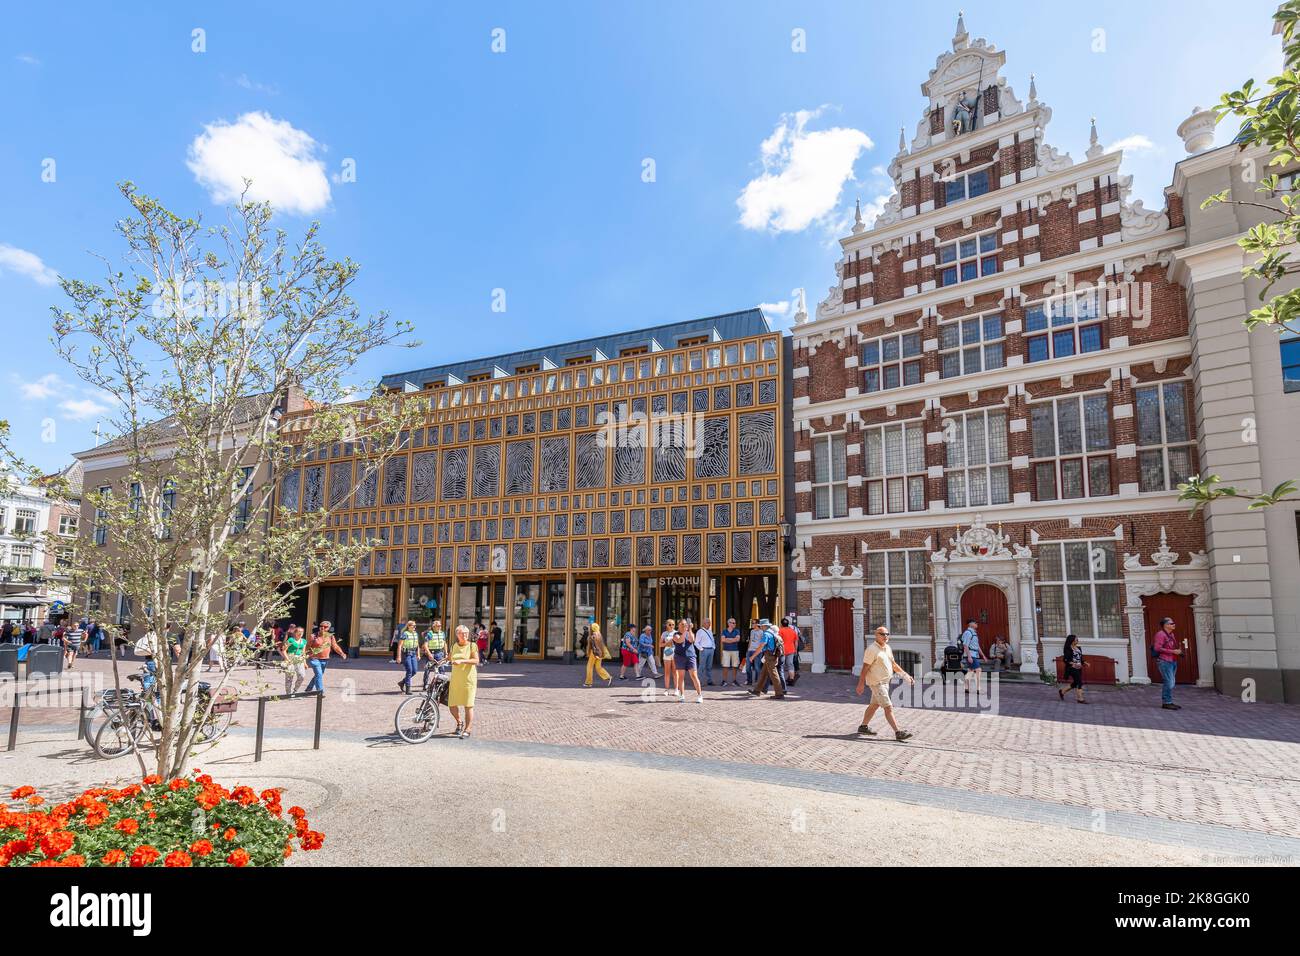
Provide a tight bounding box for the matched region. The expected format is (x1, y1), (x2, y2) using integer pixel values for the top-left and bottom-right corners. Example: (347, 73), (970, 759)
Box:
(0, 0), (1284, 472)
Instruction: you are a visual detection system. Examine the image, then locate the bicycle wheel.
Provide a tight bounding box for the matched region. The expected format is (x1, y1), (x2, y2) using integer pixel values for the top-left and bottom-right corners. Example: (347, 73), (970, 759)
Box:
(394, 693), (440, 743)
(196, 707), (234, 743)
(92, 711), (144, 759)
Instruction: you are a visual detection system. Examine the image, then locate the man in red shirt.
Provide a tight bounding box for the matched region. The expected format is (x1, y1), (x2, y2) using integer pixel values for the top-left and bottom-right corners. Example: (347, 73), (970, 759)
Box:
(778, 618), (799, 683)
(1152, 617), (1184, 710)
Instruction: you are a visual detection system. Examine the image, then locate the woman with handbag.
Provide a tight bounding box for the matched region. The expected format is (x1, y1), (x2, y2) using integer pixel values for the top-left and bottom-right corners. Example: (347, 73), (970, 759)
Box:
(1058, 634), (1087, 704)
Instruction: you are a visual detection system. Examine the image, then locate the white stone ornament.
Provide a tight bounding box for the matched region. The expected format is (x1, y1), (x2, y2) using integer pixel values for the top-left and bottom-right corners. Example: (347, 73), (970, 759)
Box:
(947, 514), (1013, 558)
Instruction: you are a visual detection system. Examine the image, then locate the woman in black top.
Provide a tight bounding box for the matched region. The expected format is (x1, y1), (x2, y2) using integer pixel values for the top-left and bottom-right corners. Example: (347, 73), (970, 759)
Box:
(1058, 634), (1087, 704)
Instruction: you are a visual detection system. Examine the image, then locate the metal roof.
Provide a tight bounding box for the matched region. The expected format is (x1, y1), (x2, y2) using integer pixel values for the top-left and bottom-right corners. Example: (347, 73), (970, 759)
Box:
(380, 308), (771, 391)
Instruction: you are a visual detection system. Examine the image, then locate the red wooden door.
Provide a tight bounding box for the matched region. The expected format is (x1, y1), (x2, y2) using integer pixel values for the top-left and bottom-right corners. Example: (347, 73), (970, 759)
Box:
(959, 584), (1008, 657)
(823, 597), (854, 670)
(1142, 593), (1197, 684)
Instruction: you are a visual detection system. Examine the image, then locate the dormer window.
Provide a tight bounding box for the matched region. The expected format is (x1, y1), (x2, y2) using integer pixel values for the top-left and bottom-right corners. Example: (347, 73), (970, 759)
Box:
(939, 231), (998, 286)
(943, 166), (991, 204)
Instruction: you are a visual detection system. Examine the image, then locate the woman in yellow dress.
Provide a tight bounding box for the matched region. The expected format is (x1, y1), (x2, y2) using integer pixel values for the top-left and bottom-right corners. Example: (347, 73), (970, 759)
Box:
(447, 624), (480, 738)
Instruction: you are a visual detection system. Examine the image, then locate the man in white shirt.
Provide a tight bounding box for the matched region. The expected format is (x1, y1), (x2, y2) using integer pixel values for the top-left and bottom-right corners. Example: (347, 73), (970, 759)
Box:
(695, 619), (716, 686)
(854, 626), (914, 741)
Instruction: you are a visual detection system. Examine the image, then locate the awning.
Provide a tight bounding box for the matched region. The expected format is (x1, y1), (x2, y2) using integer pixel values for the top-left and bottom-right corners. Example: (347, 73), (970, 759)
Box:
(0, 596), (53, 608)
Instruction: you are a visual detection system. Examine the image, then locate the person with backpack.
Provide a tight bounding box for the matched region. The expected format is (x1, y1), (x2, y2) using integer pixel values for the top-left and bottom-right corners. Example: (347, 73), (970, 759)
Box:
(395, 620), (421, 694)
(1152, 617), (1184, 710)
(748, 619), (785, 699)
(420, 619), (448, 691)
(778, 617), (799, 685)
(582, 622), (613, 688)
(960, 619), (983, 693)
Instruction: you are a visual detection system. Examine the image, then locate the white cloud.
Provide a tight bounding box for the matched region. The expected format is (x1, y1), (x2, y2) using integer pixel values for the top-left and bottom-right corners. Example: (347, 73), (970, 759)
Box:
(738, 108), (872, 233)
(59, 398), (111, 421)
(234, 73), (280, 95)
(759, 300), (791, 317)
(0, 244), (59, 286)
(19, 374), (61, 401)
(16, 54), (40, 66)
(1108, 134), (1157, 154)
(186, 111), (331, 215)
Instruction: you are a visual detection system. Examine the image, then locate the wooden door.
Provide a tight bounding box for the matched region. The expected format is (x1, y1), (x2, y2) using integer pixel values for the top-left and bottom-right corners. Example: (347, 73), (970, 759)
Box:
(1142, 592), (1197, 684)
(959, 583), (1008, 656)
(823, 597), (854, 670)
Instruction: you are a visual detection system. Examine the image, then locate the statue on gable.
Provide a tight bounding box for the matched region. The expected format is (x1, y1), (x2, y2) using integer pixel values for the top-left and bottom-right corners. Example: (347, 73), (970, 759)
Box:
(952, 88), (980, 135)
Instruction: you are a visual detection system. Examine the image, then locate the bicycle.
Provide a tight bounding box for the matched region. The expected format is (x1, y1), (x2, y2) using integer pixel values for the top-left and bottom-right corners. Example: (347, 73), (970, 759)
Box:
(393, 660), (451, 743)
(90, 669), (237, 759)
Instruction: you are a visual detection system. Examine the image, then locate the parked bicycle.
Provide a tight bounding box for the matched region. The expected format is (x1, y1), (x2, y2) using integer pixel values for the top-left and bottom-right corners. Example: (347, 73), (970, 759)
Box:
(90, 668), (238, 759)
(394, 660), (451, 743)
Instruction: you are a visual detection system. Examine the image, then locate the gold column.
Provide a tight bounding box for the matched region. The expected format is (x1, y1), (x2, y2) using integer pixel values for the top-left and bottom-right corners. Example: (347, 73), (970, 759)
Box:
(563, 569), (575, 660)
(448, 574), (459, 636)
(305, 582), (320, 632)
(504, 571), (515, 657)
(629, 571), (639, 633)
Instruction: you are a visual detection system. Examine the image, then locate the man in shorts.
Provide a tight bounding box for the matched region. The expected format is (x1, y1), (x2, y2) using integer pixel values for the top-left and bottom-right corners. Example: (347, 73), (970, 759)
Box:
(854, 626), (914, 741)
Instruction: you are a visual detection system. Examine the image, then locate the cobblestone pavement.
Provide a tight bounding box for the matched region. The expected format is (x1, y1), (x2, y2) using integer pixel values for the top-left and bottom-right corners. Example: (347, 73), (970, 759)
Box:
(8, 654), (1300, 843)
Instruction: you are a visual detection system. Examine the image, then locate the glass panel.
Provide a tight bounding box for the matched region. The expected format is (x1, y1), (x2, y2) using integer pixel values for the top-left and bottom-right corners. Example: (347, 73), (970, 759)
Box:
(942, 352), (961, 378)
(1028, 336), (1049, 362)
(886, 477), (904, 513)
(983, 314), (1003, 339)
(1039, 585), (1066, 637)
(1057, 400), (1082, 455)
(1167, 446), (1193, 486)
(965, 413), (987, 465)
(865, 429), (883, 476)
(967, 467), (988, 506)
(961, 261), (978, 282)
(1034, 462), (1056, 501)
(1068, 584), (1096, 639)
(1083, 394), (1111, 450)
(1163, 383), (1189, 442)
(831, 434), (847, 481)
(962, 318), (981, 345)
(1094, 583), (1122, 636)
(1031, 405), (1056, 458)
(883, 425), (904, 473)
(1038, 543), (1063, 581)
(908, 475), (925, 511)
(984, 341), (1005, 370)
(940, 323), (961, 350)
(545, 580), (567, 659)
(813, 438), (830, 484)
(944, 471), (964, 508)
(905, 426), (925, 472)
(884, 366), (900, 389)
(987, 410), (1008, 461)
(1138, 448), (1166, 492)
(1079, 324), (1103, 353)
(980, 233), (997, 252)
(969, 170), (990, 198)
(903, 361), (922, 386)
(1064, 542), (1092, 581)
(910, 588), (931, 635)
(882, 338), (900, 362)
(960, 238), (976, 258)
(1060, 459), (1085, 499)
(888, 552), (906, 584)
(512, 582), (542, 655)
(989, 465), (1010, 504)
(1136, 388), (1163, 446)
(1025, 304), (1048, 332)
(867, 481), (883, 515)
(814, 487), (829, 520)
(939, 244), (956, 264)
(833, 484), (848, 517)
(1053, 330), (1076, 357)
(1088, 457), (1112, 496)
(902, 333), (921, 357)
(889, 589), (908, 634)
(866, 553), (886, 586)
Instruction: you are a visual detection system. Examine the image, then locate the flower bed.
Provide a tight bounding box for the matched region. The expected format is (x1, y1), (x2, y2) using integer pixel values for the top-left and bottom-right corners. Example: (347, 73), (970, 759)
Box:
(1, 774), (325, 867)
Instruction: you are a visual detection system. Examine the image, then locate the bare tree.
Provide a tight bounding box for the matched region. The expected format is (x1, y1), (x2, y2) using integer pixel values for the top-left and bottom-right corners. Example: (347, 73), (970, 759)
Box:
(15, 183), (426, 778)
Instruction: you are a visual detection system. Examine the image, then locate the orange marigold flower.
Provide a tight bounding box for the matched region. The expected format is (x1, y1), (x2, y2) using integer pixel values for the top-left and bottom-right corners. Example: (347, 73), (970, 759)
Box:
(300, 830), (325, 851)
(168, 778), (190, 792)
(142, 801), (153, 810)
(195, 773), (213, 786)
(164, 851), (192, 867)
(283, 843), (293, 858)
(102, 849), (127, 865)
(62, 854), (86, 867)
(9, 786), (35, 799)
(26, 796), (44, 807)
(260, 788), (281, 803)
(226, 848), (250, 867)
(189, 839), (213, 857)
(223, 827), (238, 842)
(147, 812), (157, 820)
(129, 845), (160, 867)
(288, 805), (307, 820)
(196, 791), (220, 811)
(232, 786), (257, 806)
(40, 831), (75, 858)
(142, 774), (161, 786)
(114, 818), (140, 835)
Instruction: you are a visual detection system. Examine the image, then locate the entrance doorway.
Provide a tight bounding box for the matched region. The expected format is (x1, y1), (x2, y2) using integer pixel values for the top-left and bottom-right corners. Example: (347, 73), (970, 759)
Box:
(357, 585), (397, 656)
(959, 583), (1008, 656)
(316, 584), (353, 651)
(823, 597), (854, 670)
(724, 574), (777, 629)
(1142, 592), (1198, 684)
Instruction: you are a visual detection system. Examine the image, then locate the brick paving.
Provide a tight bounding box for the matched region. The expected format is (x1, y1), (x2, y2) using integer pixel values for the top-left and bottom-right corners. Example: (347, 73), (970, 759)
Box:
(9, 654), (1300, 841)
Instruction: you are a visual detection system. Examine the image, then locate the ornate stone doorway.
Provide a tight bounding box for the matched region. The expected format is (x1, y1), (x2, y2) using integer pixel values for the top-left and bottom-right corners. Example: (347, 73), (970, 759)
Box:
(960, 583), (1009, 656)
(809, 546), (865, 674)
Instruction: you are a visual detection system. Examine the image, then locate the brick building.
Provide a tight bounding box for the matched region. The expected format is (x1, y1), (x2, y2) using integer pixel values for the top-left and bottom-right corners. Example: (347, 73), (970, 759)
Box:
(791, 16), (1207, 686)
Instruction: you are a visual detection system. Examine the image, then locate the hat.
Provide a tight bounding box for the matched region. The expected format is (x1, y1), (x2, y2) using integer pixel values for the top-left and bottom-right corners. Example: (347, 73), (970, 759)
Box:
(758, 618), (771, 627)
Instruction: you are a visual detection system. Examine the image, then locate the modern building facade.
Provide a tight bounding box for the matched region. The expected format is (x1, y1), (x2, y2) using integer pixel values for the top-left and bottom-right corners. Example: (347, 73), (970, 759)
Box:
(791, 16), (1207, 687)
(1170, 119), (1300, 702)
(283, 311), (789, 658)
